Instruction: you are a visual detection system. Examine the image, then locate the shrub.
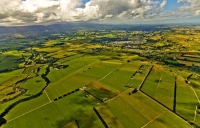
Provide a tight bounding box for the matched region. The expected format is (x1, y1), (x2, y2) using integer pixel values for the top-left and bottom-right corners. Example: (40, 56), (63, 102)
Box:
(0, 117), (6, 126)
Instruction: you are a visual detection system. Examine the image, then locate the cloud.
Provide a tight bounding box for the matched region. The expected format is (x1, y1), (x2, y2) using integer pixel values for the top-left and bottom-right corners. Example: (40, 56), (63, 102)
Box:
(177, 0), (200, 16)
(160, 0), (167, 9)
(0, 0), (198, 26)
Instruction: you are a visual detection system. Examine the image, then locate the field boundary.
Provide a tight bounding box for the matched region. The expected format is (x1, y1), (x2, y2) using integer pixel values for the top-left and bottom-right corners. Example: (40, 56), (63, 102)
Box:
(93, 107), (109, 128)
(138, 65), (154, 90)
(75, 120), (80, 128)
(48, 61), (99, 87)
(194, 106), (197, 122)
(93, 70), (114, 83)
(154, 75), (162, 97)
(173, 78), (177, 112)
(7, 101), (52, 122)
(44, 90), (51, 102)
(0, 65), (51, 118)
(139, 90), (192, 127)
(190, 86), (200, 103)
(84, 90), (103, 102)
(104, 88), (131, 103)
(141, 112), (166, 128)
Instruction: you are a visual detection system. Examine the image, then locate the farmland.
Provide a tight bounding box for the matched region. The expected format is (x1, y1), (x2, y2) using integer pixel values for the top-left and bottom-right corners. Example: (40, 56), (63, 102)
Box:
(0, 24), (200, 127)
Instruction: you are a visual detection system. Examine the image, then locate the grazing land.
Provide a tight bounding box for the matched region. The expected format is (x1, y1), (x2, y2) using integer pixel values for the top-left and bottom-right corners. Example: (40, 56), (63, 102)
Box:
(0, 24), (200, 127)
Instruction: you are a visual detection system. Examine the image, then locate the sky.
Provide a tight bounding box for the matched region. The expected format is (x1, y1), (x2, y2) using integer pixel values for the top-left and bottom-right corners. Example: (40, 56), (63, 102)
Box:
(0, 0), (200, 26)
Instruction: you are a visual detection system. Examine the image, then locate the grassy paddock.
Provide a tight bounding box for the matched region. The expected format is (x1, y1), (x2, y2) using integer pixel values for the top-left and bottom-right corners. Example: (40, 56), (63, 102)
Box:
(3, 91), (103, 128)
(176, 76), (199, 122)
(105, 92), (190, 128)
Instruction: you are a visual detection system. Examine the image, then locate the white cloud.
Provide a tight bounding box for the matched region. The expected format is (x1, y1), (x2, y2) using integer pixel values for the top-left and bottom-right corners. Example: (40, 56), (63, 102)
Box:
(160, 0), (167, 9)
(0, 0), (198, 26)
(177, 0), (200, 16)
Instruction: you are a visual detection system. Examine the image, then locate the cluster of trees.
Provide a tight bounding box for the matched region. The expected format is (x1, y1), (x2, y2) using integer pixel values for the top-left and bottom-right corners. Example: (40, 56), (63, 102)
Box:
(90, 37), (121, 43)
(54, 88), (80, 101)
(164, 60), (180, 66)
(1, 89), (26, 104)
(0, 65), (51, 117)
(53, 64), (69, 69)
(139, 65), (154, 90)
(189, 121), (200, 128)
(0, 117), (6, 126)
(189, 66), (200, 74)
(84, 90), (103, 102)
(128, 88), (138, 95)
(36, 57), (58, 65)
(93, 107), (108, 128)
(197, 105), (200, 114)
(0, 88), (44, 117)
(0, 66), (24, 74)
(41, 66), (51, 85)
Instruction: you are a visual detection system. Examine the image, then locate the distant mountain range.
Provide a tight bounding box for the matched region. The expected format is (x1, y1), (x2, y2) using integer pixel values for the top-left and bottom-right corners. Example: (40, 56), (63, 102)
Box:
(0, 22), (198, 35)
(0, 23), (101, 34)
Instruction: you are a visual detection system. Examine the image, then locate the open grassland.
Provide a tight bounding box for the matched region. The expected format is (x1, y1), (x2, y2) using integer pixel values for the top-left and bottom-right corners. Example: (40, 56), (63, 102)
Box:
(47, 56), (98, 83)
(75, 60), (123, 101)
(32, 47), (62, 53)
(46, 56), (100, 100)
(62, 120), (78, 128)
(0, 95), (28, 114)
(127, 64), (152, 88)
(47, 49), (77, 59)
(23, 65), (42, 74)
(4, 94), (49, 121)
(85, 81), (120, 101)
(82, 60), (121, 79)
(0, 55), (20, 71)
(21, 76), (46, 95)
(3, 91), (104, 128)
(0, 87), (22, 103)
(0, 69), (27, 102)
(100, 61), (142, 91)
(46, 73), (97, 101)
(0, 50), (32, 70)
(141, 70), (161, 96)
(141, 65), (175, 110)
(104, 91), (191, 128)
(55, 54), (84, 65)
(176, 76), (200, 124)
(196, 115), (200, 126)
(100, 68), (133, 91)
(161, 71), (175, 84)
(96, 105), (124, 128)
(1, 26), (200, 128)
(1, 50), (24, 57)
(196, 90), (200, 100)
(0, 69), (25, 85)
(177, 60), (200, 67)
(82, 60), (147, 101)
(190, 76), (200, 90)
(154, 82), (174, 109)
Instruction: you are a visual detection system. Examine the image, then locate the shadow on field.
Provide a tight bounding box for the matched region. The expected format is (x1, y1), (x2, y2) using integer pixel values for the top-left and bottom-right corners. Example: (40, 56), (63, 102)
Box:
(35, 80), (42, 83)
(98, 106), (119, 125)
(156, 117), (165, 123)
(55, 109), (100, 128)
(56, 118), (73, 128)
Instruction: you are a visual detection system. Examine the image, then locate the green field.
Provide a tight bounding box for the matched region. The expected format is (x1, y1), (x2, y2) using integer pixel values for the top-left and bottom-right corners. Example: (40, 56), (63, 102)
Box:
(103, 92), (191, 128)
(176, 76), (200, 125)
(1, 26), (200, 128)
(141, 66), (175, 110)
(3, 91), (103, 128)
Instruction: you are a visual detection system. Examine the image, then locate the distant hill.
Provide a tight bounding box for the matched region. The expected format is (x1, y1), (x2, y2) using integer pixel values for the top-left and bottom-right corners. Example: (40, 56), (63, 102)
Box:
(0, 23), (100, 34)
(0, 22), (175, 34)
